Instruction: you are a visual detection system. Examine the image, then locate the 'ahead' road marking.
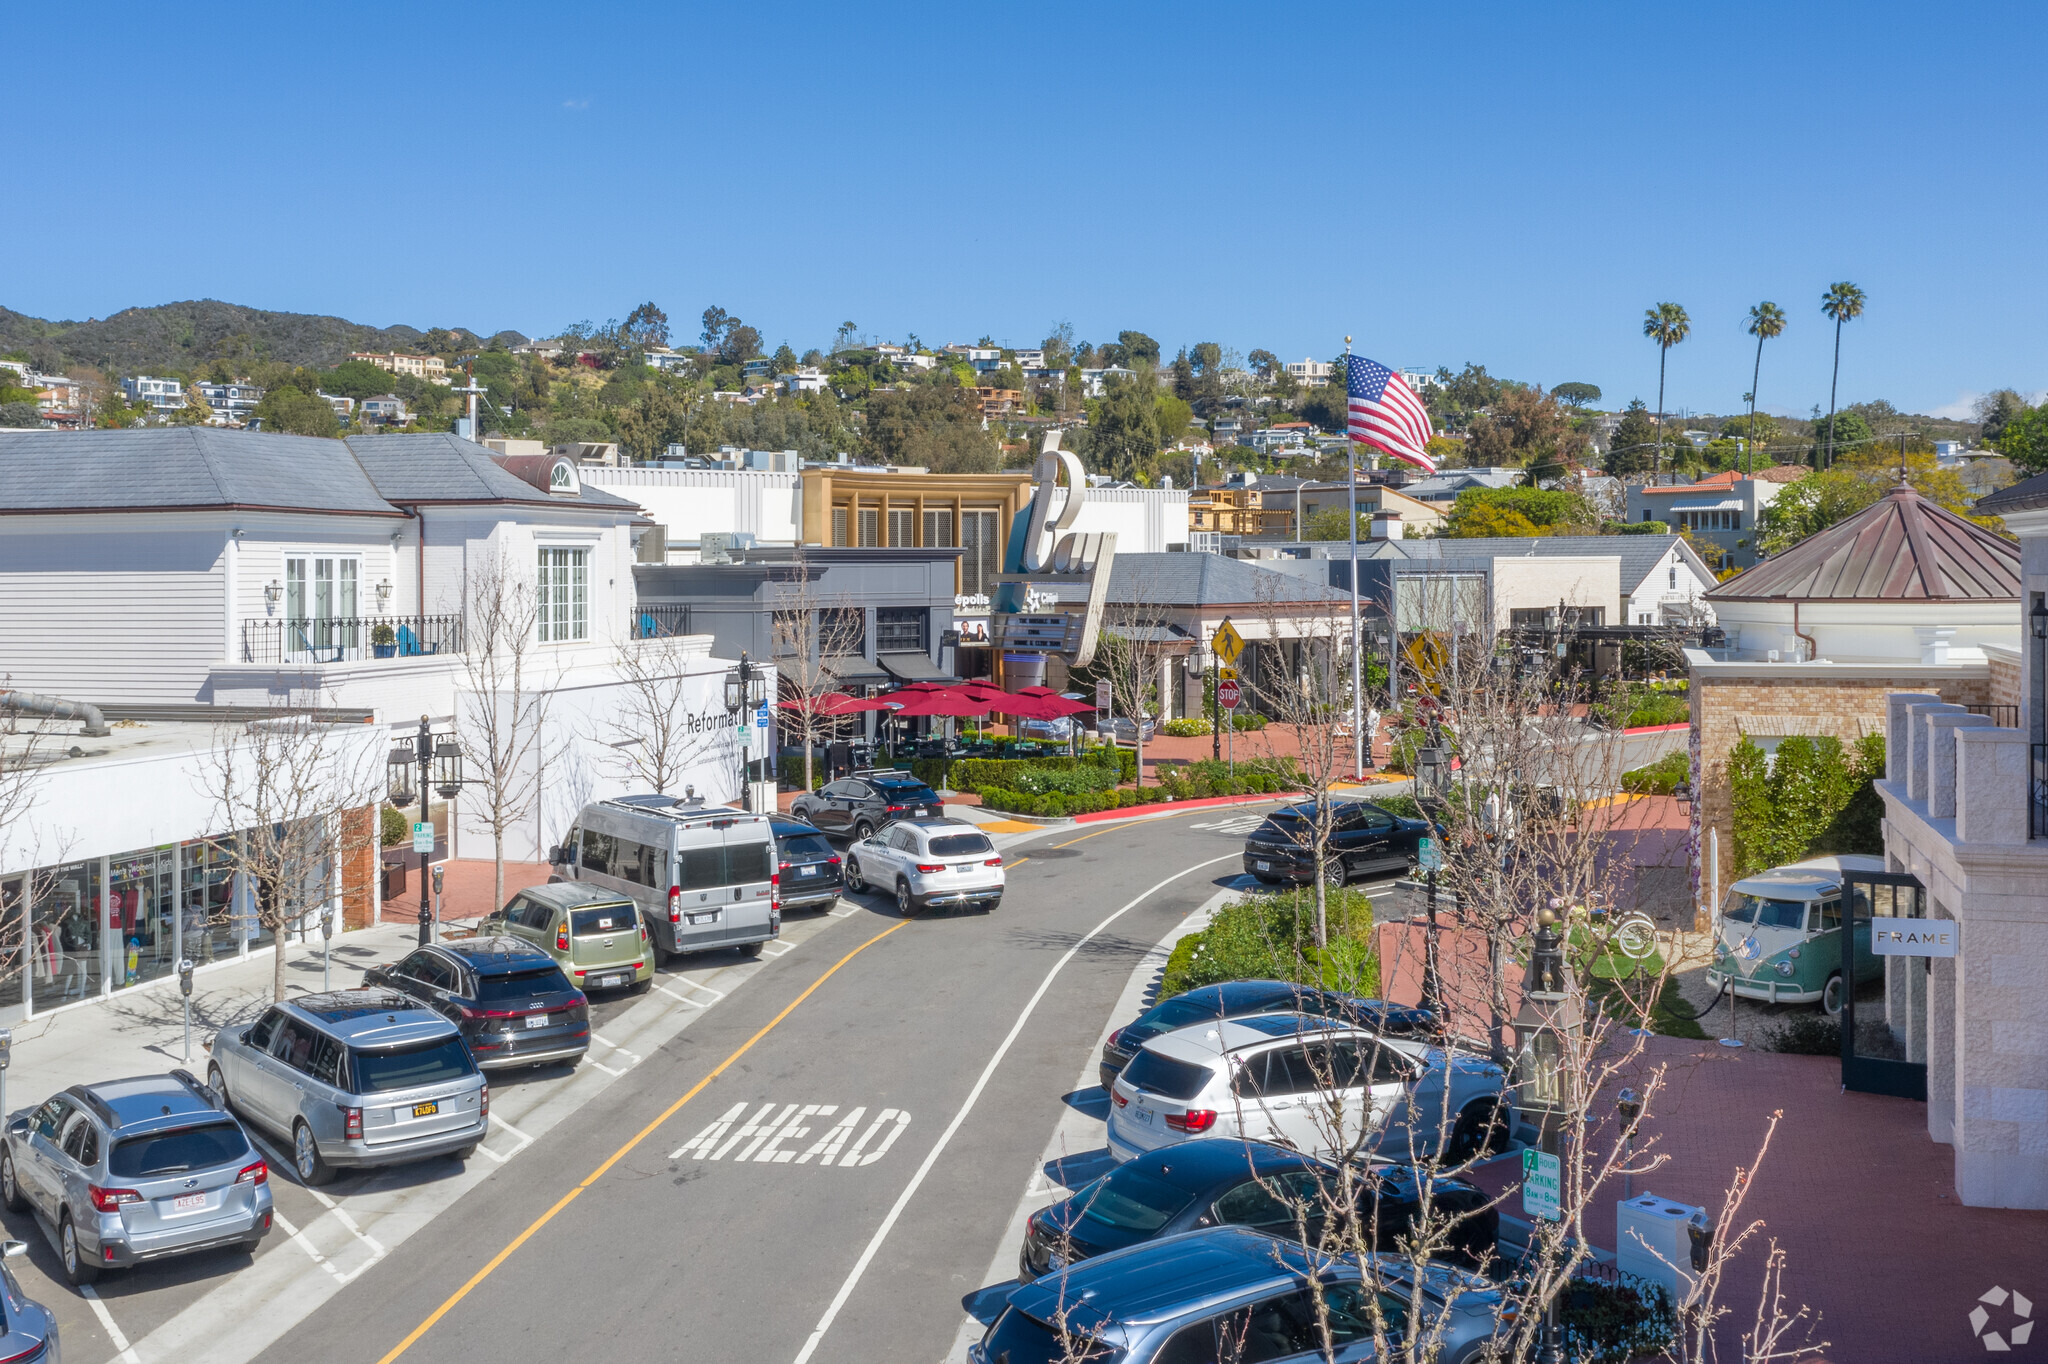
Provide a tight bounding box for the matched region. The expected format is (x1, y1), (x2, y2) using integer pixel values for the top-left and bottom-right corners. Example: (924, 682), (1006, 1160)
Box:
(670, 1103), (912, 1166)
(373, 915), (915, 1364)
(790, 850), (1240, 1364)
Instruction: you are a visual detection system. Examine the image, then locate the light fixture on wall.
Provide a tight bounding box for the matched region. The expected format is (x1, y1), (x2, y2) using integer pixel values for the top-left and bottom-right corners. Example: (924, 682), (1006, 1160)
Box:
(2031, 597), (2047, 642)
(375, 579), (393, 609)
(264, 579), (282, 606)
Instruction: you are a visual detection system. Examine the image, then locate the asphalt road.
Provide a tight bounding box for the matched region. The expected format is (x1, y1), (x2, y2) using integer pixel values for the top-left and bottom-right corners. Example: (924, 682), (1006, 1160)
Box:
(252, 805), (1273, 1364)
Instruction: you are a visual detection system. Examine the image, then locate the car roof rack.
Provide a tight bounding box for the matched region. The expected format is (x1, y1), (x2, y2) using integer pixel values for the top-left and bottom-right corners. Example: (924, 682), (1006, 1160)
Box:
(599, 790), (769, 827)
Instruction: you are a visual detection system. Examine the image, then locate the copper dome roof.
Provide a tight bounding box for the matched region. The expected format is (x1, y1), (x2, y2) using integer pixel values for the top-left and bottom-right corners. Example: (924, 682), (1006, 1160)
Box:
(1709, 482), (2018, 602)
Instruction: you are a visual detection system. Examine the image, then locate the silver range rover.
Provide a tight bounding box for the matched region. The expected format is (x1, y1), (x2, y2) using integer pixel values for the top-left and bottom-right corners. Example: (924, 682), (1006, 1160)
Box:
(207, 990), (488, 1186)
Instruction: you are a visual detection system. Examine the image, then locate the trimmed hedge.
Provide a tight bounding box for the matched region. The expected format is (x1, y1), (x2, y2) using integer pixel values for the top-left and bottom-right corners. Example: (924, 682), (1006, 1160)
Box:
(976, 785), (1166, 818)
(919, 750), (1137, 793)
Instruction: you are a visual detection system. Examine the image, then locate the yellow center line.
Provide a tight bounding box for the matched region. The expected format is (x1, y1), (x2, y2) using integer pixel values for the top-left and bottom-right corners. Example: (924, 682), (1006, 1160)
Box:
(374, 916), (915, 1364)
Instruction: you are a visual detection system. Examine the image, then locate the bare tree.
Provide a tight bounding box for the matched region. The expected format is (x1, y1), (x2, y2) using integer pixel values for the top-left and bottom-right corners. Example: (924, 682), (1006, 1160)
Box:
(599, 626), (723, 795)
(769, 555), (868, 791)
(194, 709), (383, 1002)
(0, 712), (74, 1003)
(1088, 569), (1183, 790)
(1244, 579), (1376, 949)
(454, 548), (559, 911)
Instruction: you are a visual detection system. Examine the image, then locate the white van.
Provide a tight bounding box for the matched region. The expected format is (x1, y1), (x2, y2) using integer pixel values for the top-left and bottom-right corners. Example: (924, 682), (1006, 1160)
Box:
(551, 793), (780, 962)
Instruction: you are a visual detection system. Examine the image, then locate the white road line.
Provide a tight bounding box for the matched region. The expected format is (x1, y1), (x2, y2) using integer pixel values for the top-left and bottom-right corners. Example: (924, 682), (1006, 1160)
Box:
(670, 976), (727, 1000)
(270, 1209), (344, 1283)
(789, 851), (1240, 1364)
(245, 1130), (388, 1264)
(828, 904), (859, 918)
(761, 940), (796, 958)
(79, 1283), (140, 1363)
(654, 983), (703, 1006)
(587, 1058), (624, 1077)
(490, 1114), (533, 1145)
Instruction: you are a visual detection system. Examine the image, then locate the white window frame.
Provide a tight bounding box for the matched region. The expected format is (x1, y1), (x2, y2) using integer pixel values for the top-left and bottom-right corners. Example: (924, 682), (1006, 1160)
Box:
(282, 552), (362, 660)
(537, 546), (590, 643)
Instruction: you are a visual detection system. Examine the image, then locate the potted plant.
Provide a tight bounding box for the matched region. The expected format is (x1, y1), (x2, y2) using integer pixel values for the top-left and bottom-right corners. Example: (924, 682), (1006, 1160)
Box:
(371, 623), (398, 658)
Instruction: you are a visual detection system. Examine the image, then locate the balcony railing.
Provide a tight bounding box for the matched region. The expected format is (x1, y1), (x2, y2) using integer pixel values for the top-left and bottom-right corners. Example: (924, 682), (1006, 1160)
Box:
(242, 615), (464, 665)
(1968, 703), (2019, 728)
(633, 605), (694, 639)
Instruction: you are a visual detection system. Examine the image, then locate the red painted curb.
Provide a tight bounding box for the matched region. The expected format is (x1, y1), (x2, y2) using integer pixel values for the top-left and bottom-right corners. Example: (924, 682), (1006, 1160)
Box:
(1622, 722), (1690, 735)
(1069, 791), (1290, 824)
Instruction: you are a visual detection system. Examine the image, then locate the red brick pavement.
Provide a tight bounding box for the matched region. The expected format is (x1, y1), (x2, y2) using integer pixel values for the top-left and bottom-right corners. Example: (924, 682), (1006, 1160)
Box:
(378, 857), (552, 925)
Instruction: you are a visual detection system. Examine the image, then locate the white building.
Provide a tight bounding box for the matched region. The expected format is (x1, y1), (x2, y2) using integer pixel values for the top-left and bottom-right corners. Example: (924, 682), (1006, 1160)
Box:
(1079, 366), (1138, 397)
(1284, 357), (1333, 388)
(195, 382), (264, 426)
(121, 375), (184, 414)
(0, 429), (763, 871)
(781, 367), (831, 393)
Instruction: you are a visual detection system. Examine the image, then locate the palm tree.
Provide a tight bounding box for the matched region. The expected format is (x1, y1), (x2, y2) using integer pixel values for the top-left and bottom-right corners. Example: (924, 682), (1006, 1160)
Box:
(1642, 303), (1691, 483)
(1819, 282), (1867, 470)
(1744, 302), (1787, 475)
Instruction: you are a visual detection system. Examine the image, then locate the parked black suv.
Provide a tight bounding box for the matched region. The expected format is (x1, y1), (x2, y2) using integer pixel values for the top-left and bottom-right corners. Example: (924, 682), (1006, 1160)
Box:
(365, 938), (590, 1071)
(1243, 799), (1426, 886)
(771, 818), (845, 911)
(789, 770), (943, 841)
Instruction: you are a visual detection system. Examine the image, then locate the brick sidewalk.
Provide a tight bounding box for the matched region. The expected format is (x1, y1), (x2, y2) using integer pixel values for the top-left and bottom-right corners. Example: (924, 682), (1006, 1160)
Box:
(378, 857), (552, 926)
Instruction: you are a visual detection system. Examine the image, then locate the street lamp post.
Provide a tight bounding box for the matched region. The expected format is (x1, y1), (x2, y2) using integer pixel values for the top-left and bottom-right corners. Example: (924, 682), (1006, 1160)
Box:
(1514, 904), (1582, 1364)
(388, 715), (466, 947)
(724, 653), (770, 811)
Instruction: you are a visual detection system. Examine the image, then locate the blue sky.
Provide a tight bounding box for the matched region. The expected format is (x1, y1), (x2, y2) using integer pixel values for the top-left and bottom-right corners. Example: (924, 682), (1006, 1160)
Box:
(5, 2), (2042, 420)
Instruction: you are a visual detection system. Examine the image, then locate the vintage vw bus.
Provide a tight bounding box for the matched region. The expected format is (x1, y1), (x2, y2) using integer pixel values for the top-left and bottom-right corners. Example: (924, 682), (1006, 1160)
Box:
(1705, 854), (1886, 1014)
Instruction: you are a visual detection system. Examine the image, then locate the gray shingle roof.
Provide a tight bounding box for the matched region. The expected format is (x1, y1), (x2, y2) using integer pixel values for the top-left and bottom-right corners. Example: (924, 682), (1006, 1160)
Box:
(343, 433), (637, 509)
(0, 427), (401, 516)
(1109, 552), (1348, 606)
(1373, 534), (1705, 595)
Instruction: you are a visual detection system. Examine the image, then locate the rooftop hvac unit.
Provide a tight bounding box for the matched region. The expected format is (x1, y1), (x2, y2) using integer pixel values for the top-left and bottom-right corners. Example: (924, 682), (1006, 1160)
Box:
(700, 532), (736, 565)
(635, 526), (668, 565)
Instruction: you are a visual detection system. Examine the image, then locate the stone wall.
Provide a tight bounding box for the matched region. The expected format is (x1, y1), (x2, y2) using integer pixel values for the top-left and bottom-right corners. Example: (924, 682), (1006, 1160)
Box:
(1987, 643), (2022, 719)
(1692, 668), (1989, 888)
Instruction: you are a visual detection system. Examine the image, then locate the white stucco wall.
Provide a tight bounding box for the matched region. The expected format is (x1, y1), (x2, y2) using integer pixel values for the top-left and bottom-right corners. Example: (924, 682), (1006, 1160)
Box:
(582, 468), (802, 551)
(1490, 557), (1621, 631)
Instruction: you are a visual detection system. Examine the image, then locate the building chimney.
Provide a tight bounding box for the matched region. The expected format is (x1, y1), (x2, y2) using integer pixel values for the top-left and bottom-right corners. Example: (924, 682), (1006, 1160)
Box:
(1370, 511), (1402, 540)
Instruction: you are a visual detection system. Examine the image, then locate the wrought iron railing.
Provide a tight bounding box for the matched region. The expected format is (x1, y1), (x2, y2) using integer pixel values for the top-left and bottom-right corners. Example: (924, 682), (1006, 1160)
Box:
(2034, 743), (2048, 840)
(1968, 703), (2019, 728)
(242, 615), (464, 664)
(633, 604), (694, 639)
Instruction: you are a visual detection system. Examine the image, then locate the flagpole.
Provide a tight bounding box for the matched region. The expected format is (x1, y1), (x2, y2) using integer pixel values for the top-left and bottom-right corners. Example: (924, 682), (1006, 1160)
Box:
(1345, 336), (1364, 782)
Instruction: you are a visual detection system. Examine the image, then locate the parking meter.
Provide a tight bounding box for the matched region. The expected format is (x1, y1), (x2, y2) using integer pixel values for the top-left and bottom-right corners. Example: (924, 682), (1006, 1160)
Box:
(432, 864), (446, 940)
(1687, 1210), (1713, 1272)
(1616, 1087), (1642, 1138)
(0, 1028), (9, 1124)
(177, 959), (195, 1064)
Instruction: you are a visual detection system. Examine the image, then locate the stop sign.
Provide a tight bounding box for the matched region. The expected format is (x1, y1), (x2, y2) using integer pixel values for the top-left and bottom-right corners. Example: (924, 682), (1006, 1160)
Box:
(1216, 678), (1242, 710)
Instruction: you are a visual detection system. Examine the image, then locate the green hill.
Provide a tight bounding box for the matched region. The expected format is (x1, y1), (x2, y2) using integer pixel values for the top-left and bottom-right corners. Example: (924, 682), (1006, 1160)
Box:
(0, 299), (526, 375)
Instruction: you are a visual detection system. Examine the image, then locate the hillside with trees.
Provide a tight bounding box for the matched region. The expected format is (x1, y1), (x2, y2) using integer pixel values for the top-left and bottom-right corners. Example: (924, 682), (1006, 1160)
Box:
(0, 299), (522, 375)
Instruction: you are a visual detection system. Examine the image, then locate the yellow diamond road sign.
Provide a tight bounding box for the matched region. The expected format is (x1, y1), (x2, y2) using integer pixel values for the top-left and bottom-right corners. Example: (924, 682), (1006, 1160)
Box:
(1211, 618), (1244, 666)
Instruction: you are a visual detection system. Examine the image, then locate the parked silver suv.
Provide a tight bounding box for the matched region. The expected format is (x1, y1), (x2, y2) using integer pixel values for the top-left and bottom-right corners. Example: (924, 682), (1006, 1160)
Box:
(1, 1071), (273, 1285)
(208, 990), (488, 1186)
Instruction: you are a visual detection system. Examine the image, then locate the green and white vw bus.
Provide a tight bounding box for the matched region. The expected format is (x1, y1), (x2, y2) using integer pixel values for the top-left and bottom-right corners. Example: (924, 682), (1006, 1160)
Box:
(1706, 854), (1886, 1014)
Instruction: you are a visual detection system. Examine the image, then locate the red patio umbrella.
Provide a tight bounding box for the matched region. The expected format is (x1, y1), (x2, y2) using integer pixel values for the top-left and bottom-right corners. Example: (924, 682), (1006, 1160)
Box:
(1006, 685), (1095, 719)
(882, 685), (993, 718)
(777, 691), (885, 717)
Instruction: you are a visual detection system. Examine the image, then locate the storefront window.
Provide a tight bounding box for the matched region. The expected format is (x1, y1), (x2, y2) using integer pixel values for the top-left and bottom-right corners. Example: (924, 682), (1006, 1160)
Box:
(33, 860), (103, 1006)
(109, 847), (178, 989)
(182, 842), (238, 964)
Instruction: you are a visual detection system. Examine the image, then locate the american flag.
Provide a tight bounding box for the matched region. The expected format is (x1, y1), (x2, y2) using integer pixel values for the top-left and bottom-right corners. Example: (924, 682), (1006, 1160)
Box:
(1345, 355), (1436, 472)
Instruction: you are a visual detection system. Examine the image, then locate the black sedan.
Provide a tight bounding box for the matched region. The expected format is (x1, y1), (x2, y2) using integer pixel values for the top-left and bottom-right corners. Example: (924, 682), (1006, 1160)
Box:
(1099, 979), (1434, 1088)
(1243, 799), (1427, 886)
(771, 819), (845, 912)
(365, 937), (591, 1071)
(1018, 1139), (1498, 1282)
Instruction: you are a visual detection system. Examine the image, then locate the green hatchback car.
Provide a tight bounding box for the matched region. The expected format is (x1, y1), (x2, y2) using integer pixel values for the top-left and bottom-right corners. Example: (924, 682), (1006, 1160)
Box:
(481, 883), (654, 994)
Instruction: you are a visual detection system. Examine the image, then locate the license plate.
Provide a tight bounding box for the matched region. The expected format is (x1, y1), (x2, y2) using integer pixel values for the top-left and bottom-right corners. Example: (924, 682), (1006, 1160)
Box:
(914, 807), (928, 816)
(604, 973), (629, 988)
(1046, 1252), (1067, 1271)
(1133, 1106), (1155, 1127)
(524, 1013), (547, 1029)
(689, 911), (719, 925)
(1256, 860), (1272, 872)
(173, 1192), (207, 1212)
(954, 864), (975, 873)
(412, 1101), (439, 1118)
(798, 865), (818, 877)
